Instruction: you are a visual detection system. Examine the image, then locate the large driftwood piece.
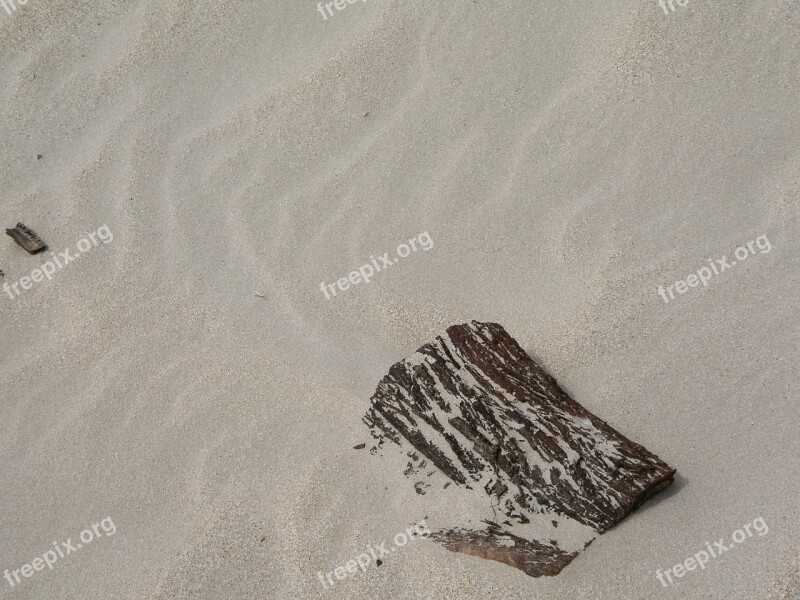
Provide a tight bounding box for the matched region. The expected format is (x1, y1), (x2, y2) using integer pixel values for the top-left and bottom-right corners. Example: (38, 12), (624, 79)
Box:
(364, 321), (675, 577)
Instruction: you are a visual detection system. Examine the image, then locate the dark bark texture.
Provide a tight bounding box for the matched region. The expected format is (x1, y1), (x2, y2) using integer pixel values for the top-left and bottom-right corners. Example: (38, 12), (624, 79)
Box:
(364, 321), (675, 577)
(6, 223), (47, 254)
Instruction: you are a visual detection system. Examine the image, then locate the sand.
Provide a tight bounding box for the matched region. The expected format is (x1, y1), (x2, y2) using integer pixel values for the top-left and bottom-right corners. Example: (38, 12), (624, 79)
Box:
(0, 0), (797, 598)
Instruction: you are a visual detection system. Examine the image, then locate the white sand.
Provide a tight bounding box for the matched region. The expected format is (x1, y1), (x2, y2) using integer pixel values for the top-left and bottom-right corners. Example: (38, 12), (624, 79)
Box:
(0, 1), (797, 598)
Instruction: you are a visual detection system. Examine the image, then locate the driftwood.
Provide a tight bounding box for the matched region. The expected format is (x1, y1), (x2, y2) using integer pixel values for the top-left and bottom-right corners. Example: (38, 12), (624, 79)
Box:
(6, 223), (47, 254)
(363, 321), (675, 577)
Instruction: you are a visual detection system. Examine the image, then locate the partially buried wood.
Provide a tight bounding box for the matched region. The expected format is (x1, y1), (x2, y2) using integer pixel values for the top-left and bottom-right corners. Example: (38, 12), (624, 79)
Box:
(6, 223), (47, 254)
(363, 321), (676, 577)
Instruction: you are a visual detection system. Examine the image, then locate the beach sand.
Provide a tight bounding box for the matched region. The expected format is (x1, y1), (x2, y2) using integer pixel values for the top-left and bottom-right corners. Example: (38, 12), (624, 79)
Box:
(0, 0), (797, 598)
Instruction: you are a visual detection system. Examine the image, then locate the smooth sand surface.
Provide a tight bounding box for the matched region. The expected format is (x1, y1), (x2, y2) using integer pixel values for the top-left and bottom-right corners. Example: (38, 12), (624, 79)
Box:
(0, 1), (798, 598)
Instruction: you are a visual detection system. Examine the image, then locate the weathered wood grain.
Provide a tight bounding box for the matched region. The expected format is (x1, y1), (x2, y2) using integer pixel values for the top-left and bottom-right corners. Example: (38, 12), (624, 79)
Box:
(6, 223), (47, 254)
(364, 321), (675, 576)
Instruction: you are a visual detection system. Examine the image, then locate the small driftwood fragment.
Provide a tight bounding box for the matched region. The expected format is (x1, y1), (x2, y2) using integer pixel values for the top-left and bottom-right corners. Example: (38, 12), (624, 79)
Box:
(363, 321), (676, 578)
(430, 522), (578, 578)
(6, 223), (47, 254)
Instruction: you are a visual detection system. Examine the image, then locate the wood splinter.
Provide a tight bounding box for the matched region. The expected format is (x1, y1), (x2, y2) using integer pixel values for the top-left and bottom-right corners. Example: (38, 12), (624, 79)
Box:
(5, 223), (47, 254)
